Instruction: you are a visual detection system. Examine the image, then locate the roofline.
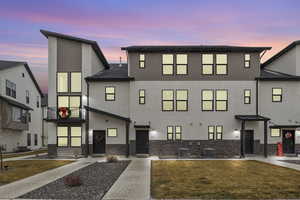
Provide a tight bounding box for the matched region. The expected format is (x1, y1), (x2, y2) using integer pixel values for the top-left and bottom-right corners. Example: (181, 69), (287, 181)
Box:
(85, 106), (131, 122)
(85, 77), (135, 82)
(40, 29), (110, 69)
(255, 77), (300, 81)
(261, 40), (300, 68)
(0, 95), (33, 110)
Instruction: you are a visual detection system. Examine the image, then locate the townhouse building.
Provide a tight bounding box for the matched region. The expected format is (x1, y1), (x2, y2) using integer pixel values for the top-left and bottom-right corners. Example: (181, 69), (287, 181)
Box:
(0, 61), (44, 152)
(42, 29), (300, 158)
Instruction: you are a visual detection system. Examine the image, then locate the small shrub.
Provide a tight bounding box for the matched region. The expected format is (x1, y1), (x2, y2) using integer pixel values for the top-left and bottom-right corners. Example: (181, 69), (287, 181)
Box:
(106, 155), (118, 163)
(64, 175), (82, 187)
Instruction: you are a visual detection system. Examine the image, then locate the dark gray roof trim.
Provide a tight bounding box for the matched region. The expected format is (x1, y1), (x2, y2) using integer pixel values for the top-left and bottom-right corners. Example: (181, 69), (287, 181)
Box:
(235, 115), (270, 121)
(256, 69), (300, 81)
(121, 45), (271, 53)
(85, 106), (131, 122)
(0, 60), (44, 96)
(40, 29), (110, 69)
(86, 63), (134, 81)
(0, 95), (33, 110)
(262, 40), (300, 68)
(269, 125), (300, 128)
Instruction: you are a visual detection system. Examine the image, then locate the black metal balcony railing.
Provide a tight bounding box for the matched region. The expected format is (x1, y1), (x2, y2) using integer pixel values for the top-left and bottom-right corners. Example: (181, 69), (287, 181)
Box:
(46, 107), (86, 121)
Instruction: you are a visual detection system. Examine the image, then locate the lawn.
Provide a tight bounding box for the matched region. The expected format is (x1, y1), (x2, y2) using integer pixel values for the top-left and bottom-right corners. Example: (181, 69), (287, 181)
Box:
(2, 149), (48, 159)
(151, 160), (300, 199)
(0, 160), (73, 185)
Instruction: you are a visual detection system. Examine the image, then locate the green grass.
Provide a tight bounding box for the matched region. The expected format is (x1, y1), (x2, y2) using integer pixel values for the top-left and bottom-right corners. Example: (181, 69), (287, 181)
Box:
(0, 160), (73, 185)
(151, 160), (300, 199)
(2, 149), (48, 159)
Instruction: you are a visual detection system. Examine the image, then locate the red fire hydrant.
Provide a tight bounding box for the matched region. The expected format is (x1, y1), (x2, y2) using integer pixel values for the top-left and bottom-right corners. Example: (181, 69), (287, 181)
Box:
(277, 142), (283, 156)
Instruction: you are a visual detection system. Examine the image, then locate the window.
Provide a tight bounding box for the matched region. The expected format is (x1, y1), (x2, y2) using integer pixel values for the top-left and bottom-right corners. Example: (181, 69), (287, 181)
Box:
(245, 54), (250, 68)
(208, 126), (214, 140)
(215, 90), (228, 111)
(244, 89), (251, 104)
(22, 73), (25, 77)
(272, 88), (282, 102)
(216, 54), (227, 75)
(6, 80), (16, 98)
(26, 90), (30, 104)
(176, 54), (187, 75)
(58, 96), (81, 118)
(57, 73), (68, 93)
(139, 89), (145, 104)
(34, 134), (38, 146)
(216, 125), (223, 140)
(12, 107), (21, 122)
(139, 54), (145, 68)
(176, 90), (188, 111)
(37, 96), (40, 108)
(71, 72), (81, 93)
(107, 128), (117, 137)
(105, 87), (115, 101)
(167, 126), (173, 140)
(175, 126), (182, 140)
(71, 127), (81, 147)
(162, 90), (174, 111)
(27, 133), (31, 146)
(270, 128), (280, 137)
(57, 127), (68, 147)
(202, 54), (213, 75)
(162, 54), (174, 75)
(202, 90), (214, 111)
(28, 113), (31, 122)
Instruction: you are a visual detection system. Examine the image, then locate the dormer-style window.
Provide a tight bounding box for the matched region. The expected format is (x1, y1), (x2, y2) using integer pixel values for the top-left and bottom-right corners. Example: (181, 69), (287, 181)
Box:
(272, 88), (282, 102)
(216, 54), (227, 75)
(245, 54), (250, 68)
(57, 73), (68, 93)
(162, 54), (174, 75)
(176, 54), (188, 75)
(139, 54), (145, 68)
(202, 54), (213, 75)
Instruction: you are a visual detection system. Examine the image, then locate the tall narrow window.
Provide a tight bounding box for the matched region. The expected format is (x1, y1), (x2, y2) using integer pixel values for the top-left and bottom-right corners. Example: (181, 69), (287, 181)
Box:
(175, 126), (182, 140)
(244, 89), (251, 104)
(57, 73), (68, 92)
(245, 54), (250, 68)
(176, 90), (188, 111)
(37, 96), (40, 108)
(139, 54), (145, 68)
(34, 134), (38, 146)
(27, 133), (31, 146)
(216, 54), (227, 75)
(12, 107), (21, 122)
(26, 90), (30, 104)
(6, 80), (16, 98)
(105, 87), (115, 101)
(216, 125), (223, 140)
(107, 128), (118, 137)
(215, 90), (228, 111)
(71, 127), (81, 147)
(162, 90), (174, 111)
(208, 126), (214, 140)
(71, 72), (81, 93)
(176, 54), (187, 75)
(272, 88), (282, 102)
(57, 127), (68, 147)
(202, 90), (214, 111)
(139, 89), (146, 104)
(202, 54), (213, 75)
(162, 54), (174, 75)
(167, 126), (173, 140)
(69, 96), (81, 118)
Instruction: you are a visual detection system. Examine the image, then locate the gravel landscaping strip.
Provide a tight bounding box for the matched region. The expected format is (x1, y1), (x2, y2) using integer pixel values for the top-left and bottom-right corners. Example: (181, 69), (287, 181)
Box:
(279, 160), (300, 165)
(20, 160), (130, 200)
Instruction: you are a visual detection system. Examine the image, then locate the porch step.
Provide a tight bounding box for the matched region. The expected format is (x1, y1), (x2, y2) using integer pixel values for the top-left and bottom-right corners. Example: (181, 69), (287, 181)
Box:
(136, 154), (149, 158)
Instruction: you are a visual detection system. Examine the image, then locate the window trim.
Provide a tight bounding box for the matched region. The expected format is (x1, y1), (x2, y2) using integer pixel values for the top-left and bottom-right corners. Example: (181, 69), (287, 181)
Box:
(57, 126), (82, 148)
(201, 54), (214, 75)
(215, 89), (228, 111)
(162, 89), (174, 112)
(162, 54), (174, 76)
(272, 88), (282, 102)
(208, 125), (215, 140)
(216, 125), (223, 140)
(215, 54), (228, 75)
(70, 72), (82, 93)
(270, 128), (281, 137)
(201, 89), (214, 111)
(167, 126), (174, 140)
(107, 128), (118, 137)
(244, 54), (251, 68)
(244, 89), (251, 104)
(139, 89), (146, 105)
(105, 86), (116, 101)
(139, 54), (145, 69)
(176, 54), (188, 75)
(175, 125), (182, 140)
(175, 89), (188, 111)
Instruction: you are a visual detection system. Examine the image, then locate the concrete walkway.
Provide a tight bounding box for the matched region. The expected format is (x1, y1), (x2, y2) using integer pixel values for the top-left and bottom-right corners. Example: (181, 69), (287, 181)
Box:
(3, 153), (48, 161)
(103, 157), (151, 200)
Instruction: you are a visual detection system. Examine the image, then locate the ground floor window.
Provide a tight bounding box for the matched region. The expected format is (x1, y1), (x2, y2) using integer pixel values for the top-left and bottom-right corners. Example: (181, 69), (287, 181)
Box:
(34, 134), (38, 146)
(167, 125), (182, 140)
(27, 133), (31, 146)
(107, 128), (118, 137)
(270, 128), (281, 137)
(57, 126), (82, 147)
(208, 125), (223, 140)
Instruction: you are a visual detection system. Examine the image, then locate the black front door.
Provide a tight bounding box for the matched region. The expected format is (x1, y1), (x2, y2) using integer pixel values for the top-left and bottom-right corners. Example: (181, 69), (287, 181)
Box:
(136, 130), (149, 154)
(244, 130), (254, 154)
(93, 130), (106, 154)
(282, 130), (295, 154)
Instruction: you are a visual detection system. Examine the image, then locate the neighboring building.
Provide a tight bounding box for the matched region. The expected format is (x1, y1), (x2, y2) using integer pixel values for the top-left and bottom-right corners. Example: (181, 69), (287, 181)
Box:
(0, 60), (43, 152)
(41, 29), (300, 158)
(41, 94), (48, 146)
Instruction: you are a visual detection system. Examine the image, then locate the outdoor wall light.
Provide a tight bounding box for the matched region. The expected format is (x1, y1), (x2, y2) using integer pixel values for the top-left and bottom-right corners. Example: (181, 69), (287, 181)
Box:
(150, 130), (158, 136)
(296, 128), (300, 135)
(234, 129), (240, 135)
(82, 95), (87, 105)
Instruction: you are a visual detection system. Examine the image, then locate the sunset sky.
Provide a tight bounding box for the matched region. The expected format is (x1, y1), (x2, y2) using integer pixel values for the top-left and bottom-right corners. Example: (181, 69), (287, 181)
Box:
(0, 0), (299, 93)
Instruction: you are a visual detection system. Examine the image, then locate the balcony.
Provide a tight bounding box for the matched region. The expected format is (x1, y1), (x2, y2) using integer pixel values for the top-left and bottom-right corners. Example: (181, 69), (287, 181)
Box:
(45, 107), (86, 123)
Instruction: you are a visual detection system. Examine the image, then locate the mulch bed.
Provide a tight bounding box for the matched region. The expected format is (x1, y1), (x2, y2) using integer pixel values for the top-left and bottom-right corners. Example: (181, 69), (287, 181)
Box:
(20, 160), (130, 200)
(278, 160), (300, 165)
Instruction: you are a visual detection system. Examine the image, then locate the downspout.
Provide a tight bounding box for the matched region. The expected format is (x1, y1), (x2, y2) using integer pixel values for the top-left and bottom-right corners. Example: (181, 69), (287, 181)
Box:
(85, 81), (90, 157)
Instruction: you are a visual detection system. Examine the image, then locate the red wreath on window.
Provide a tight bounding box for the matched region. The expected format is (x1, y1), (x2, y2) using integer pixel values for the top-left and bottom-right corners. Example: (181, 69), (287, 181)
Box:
(58, 107), (71, 119)
(285, 132), (292, 139)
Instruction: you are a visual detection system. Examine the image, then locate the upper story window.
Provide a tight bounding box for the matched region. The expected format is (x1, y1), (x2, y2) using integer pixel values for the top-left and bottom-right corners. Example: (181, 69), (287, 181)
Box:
(272, 88), (282, 102)
(139, 89), (145, 104)
(162, 54), (174, 75)
(139, 54), (145, 68)
(6, 80), (16, 98)
(202, 54), (213, 75)
(176, 54), (188, 75)
(105, 87), (115, 101)
(37, 96), (40, 108)
(71, 72), (81, 93)
(162, 90), (174, 111)
(26, 90), (30, 104)
(12, 106), (22, 122)
(244, 89), (251, 104)
(215, 90), (228, 111)
(58, 96), (81, 118)
(57, 73), (68, 93)
(176, 90), (188, 111)
(244, 54), (250, 68)
(202, 90), (214, 111)
(216, 54), (227, 75)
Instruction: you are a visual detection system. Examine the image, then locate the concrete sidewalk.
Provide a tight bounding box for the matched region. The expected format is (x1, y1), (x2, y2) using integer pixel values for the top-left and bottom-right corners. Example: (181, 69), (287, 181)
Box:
(103, 158), (151, 200)
(3, 153), (48, 161)
(248, 156), (300, 171)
